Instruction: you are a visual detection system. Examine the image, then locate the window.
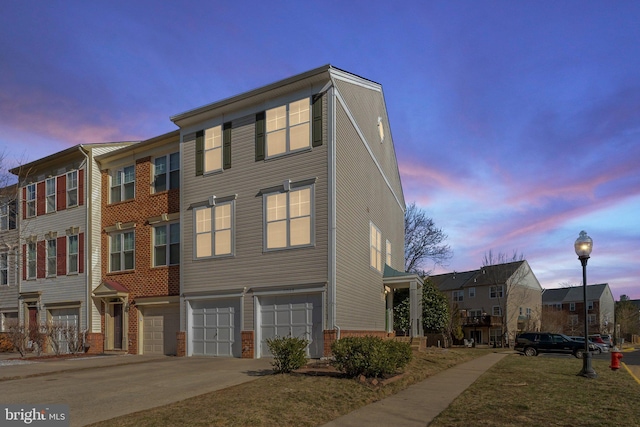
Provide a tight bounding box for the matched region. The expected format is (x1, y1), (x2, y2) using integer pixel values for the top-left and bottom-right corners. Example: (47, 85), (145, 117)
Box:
(205, 126), (223, 173)
(588, 314), (596, 324)
(26, 184), (36, 217)
(469, 309), (482, 317)
(569, 302), (575, 311)
(0, 253), (7, 285)
(154, 223), (180, 266)
(492, 306), (502, 316)
(369, 222), (382, 272)
(526, 307), (532, 317)
(111, 166), (135, 203)
(490, 285), (504, 299)
(154, 153), (180, 192)
(68, 235), (78, 274)
(27, 242), (36, 279)
(195, 202), (234, 258)
(266, 98), (310, 157)
(587, 301), (594, 310)
(110, 232), (135, 271)
(46, 178), (56, 213)
(453, 290), (464, 302)
(519, 307), (523, 316)
(385, 240), (391, 266)
(46, 239), (56, 277)
(0, 203), (15, 230)
(67, 171), (78, 207)
(468, 287), (476, 298)
(265, 188), (312, 250)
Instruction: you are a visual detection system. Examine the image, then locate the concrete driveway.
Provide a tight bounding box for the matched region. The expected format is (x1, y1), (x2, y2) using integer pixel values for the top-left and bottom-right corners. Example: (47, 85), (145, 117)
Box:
(0, 355), (273, 426)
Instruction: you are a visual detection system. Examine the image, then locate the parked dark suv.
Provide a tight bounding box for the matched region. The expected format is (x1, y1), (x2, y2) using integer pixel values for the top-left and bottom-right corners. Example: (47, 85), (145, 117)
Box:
(515, 332), (596, 358)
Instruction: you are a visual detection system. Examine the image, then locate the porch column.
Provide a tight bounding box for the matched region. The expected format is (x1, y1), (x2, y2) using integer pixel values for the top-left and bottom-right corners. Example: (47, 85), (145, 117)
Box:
(385, 287), (394, 333)
(409, 279), (423, 337)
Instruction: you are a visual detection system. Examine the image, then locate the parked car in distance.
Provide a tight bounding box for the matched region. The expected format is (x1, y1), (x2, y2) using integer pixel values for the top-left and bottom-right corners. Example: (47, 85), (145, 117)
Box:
(600, 334), (613, 346)
(569, 336), (609, 354)
(515, 332), (596, 358)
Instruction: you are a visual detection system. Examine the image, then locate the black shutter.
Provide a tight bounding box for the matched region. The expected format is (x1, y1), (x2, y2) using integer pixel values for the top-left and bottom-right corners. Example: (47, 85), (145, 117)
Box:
(195, 130), (204, 176)
(312, 94), (323, 147)
(223, 121), (232, 170)
(255, 112), (265, 161)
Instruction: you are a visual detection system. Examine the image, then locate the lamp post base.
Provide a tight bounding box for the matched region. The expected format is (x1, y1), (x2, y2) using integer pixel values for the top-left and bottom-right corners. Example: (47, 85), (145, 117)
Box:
(578, 352), (597, 379)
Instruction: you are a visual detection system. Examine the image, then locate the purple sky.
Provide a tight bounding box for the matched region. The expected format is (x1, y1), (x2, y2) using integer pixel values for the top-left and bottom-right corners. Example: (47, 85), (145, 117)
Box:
(2, 1), (639, 299)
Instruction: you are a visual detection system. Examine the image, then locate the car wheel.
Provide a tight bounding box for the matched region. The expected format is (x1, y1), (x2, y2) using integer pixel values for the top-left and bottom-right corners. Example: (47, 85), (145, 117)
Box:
(575, 348), (584, 359)
(595, 347), (602, 355)
(524, 347), (537, 357)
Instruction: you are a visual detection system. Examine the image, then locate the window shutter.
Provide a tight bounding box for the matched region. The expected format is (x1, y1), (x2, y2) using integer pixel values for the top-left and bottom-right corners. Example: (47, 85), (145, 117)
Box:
(57, 236), (66, 276)
(37, 240), (46, 279)
(57, 175), (66, 211)
(195, 130), (204, 176)
(36, 181), (45, 216)
(255, 112), (265, 161)
(22, 244), (26, 280)
(312, 94), (323, 147)
(22, 187), (26, 220)
(79, 232), (85, 274)
(78, 169), (85, 206)
(223, 121), (232, 170)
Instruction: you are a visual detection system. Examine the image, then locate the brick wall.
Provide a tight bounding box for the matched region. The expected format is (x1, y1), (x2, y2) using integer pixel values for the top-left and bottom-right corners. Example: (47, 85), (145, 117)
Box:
(241, 331), (254, 358)
(176, 331), (186, 357)
(101, 152), (180, 355)
(85, 332), (104, 354)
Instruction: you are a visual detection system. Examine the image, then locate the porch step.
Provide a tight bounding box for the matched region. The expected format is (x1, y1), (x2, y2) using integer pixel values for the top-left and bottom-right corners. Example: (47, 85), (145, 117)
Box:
(102, 350), (128, 356)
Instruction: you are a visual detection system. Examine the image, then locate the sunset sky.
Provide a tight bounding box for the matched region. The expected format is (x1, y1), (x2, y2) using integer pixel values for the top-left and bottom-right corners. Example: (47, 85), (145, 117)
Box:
(2, 1), (639, 299)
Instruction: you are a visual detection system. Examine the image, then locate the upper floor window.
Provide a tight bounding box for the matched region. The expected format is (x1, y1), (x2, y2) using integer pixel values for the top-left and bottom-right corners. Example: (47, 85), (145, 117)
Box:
(369, 222), (382, 272)
(110, 231), (134, 271)
(490, 285), (504, 299)
(26, 184), (36, 217)
(154, 223), (180, 266)
(0, 253), (7, 285)
(468, 287), (476, 298)
(204, 126), (222, 173)
(111, 166), (135, 203)
(27, 242), (36, 279)
(526, 307), (532, 317)
(154, 153), (180, 192)
(265, 187), (312, 251)
(266, 98), (310, 158)
(385, 240), (391, 266)
(492, 306), (502, 316)
(453, 290), (464, 302)
(195, 202), (234, 258)
(569, 302), (575, 311)
(0, 202), (16, 231)
(68, 234), (78, 274)
(46, 178), (56, 213)
(587, 301), (594, 310)
(67, 171), (78, 207)
(46, 239), (56, 277)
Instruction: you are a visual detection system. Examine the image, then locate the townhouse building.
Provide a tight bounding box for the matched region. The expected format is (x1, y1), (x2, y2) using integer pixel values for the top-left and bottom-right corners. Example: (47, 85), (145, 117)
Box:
(432, 261), (542, 346)
(94, 131), (180, 355)
(0, 185), (19, 330)
(542, 283), (615, 336)
(171, 65), (418, 358)
(9, 143), (134, 353)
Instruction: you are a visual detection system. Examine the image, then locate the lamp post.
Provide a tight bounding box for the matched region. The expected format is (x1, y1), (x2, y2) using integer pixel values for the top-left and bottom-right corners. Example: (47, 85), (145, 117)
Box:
(575, 230), (597, 379)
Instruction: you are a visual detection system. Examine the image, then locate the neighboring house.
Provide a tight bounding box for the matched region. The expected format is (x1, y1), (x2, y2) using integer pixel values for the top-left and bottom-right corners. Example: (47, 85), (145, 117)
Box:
(432, 261), (542, 346)
(0, 185), (19, 331)
(9, 143), (135, 353)
(171, 65), (416, 358)
(542, 283), (615, 336)
(94, 131), (180, 355)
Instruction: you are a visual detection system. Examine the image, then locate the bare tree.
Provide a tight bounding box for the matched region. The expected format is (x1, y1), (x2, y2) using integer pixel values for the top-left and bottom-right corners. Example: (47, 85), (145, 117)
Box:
(404, 202), (452, 274)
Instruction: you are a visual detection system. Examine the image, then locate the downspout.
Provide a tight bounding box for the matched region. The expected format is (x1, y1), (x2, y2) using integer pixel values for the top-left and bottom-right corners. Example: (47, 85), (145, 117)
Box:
(326, 78), (338, 338)
(77, 146), (91, 340)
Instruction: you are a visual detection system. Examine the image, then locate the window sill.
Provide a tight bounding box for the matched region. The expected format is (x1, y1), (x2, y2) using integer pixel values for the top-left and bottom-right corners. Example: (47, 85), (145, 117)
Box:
(108, 199), (136, 206)
(264, 146), (312, 161)
(106, 270), (135, 275)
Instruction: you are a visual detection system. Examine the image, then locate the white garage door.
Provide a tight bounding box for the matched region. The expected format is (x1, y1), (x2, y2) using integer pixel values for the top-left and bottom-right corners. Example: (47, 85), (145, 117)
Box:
(50, 308), (79, 354)
(142, 305), (179, 355)
(191, 299), (241, 357)
(260, 294), (323, 358)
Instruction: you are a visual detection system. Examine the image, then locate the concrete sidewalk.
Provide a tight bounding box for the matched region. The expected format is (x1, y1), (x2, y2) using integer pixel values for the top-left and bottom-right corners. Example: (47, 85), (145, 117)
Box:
(322, 352), (509, 427)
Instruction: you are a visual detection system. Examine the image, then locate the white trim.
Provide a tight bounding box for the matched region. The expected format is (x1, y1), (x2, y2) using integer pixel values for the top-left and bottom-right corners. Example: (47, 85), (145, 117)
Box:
(330, 69), (382, 92)
(250, 286), (326, 297)
(327, 85), (337, 330)
(183, 292), (245, 301)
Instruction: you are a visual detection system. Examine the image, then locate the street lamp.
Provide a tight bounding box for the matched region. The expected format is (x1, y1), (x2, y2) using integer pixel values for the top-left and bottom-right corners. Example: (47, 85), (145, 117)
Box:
(575, 230), (597, 379)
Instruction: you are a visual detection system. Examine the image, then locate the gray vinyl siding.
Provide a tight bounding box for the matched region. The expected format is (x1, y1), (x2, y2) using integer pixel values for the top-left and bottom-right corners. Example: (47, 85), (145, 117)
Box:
(334, 98), (404, 331)
(181, 97), (329, 300)
(0, 229), (19, 312)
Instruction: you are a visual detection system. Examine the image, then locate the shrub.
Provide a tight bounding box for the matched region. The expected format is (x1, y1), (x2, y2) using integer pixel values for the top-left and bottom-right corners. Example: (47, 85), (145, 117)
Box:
(330, 336), (412, 378)
(266, 336), (309, 373)
(0, 332), (14, 352)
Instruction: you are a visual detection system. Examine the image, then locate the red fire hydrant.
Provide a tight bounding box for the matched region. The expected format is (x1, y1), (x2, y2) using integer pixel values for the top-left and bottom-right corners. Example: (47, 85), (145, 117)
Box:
(610, 348), (623, 370)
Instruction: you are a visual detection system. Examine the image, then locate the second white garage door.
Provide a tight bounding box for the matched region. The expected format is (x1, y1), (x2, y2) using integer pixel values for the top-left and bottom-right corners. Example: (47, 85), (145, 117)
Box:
(259, 294), (323, 358)
(49, 308), (79, 354)
(142, 305), (180, 355)
(191, 299), (241, 357)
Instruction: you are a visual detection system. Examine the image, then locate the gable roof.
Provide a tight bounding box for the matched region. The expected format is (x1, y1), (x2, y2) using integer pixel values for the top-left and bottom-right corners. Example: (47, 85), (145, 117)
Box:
(542, 283), (610, 304)
(430, 261), (529, 292)
(429, 271), (477, 291)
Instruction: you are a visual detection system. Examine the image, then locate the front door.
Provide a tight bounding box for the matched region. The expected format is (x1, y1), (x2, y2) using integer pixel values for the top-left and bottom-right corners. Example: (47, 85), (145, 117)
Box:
(28, 307), (38, 342)
(113, 304), (123, 350)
